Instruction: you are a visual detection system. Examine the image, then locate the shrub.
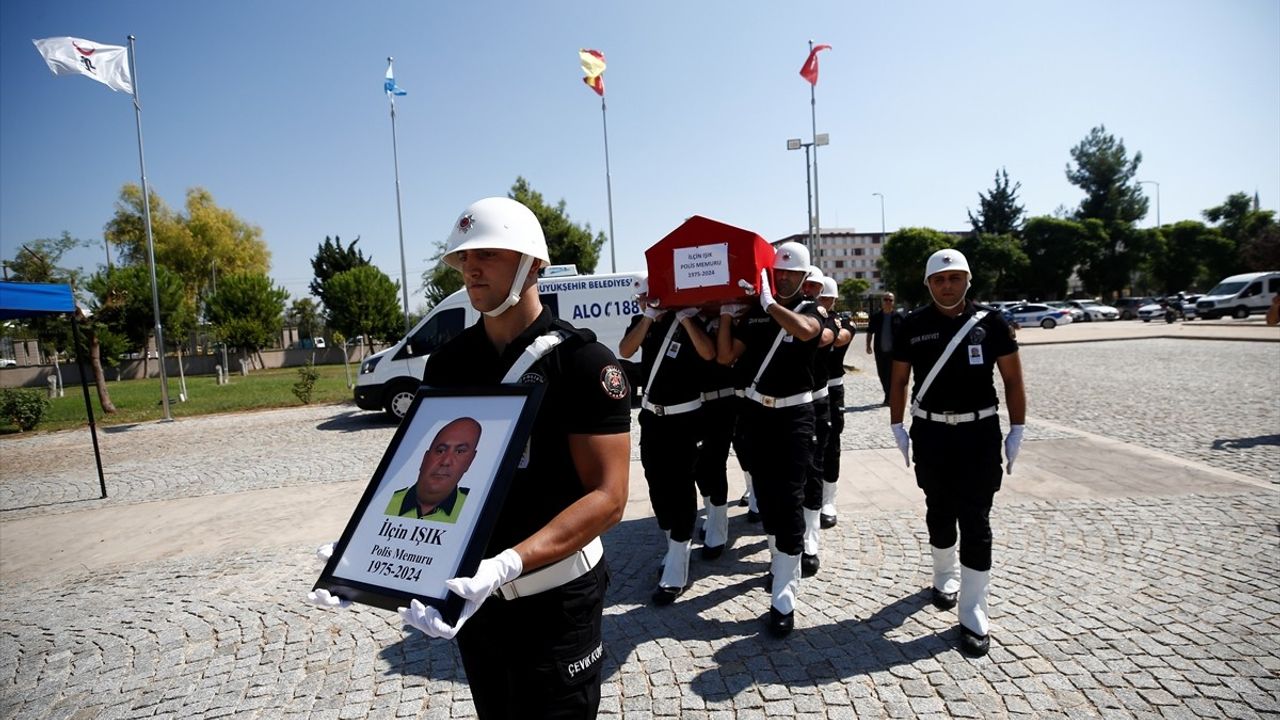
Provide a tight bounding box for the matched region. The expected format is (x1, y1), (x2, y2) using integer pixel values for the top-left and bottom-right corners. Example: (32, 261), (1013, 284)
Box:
(0, 388), (51, 431)
(292, 361), (320, 404)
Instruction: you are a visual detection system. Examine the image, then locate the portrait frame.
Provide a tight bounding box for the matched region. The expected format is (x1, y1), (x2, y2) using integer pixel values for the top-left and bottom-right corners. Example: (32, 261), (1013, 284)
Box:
(314, 384), (545, 625)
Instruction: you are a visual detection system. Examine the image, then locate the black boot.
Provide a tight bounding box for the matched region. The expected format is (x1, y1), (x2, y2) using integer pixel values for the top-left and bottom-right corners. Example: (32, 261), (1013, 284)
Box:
(819, 513), (837, 529)
(651, 585), (684, 606)
(767, 607), (794, 637)
(746, 510), (760, 523)
(959, 624), (990, 657)
(801, 553), (820, 577)
(931, 587), (958, 610)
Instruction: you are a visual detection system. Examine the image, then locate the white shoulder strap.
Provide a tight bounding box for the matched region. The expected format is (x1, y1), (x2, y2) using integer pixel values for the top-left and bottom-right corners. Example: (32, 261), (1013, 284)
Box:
(502, 330), (570, 384)
(749, 301), (812, 392)
(643, 318), (682, 393)
(910, 310), (988, 414)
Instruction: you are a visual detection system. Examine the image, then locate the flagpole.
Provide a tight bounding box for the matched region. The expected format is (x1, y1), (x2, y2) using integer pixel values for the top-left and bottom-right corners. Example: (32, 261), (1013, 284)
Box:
(127, 35), (173, 421)
(600, 96), (617, 274)
(808, 39), (821, 254)
(387, 58), (411, 333)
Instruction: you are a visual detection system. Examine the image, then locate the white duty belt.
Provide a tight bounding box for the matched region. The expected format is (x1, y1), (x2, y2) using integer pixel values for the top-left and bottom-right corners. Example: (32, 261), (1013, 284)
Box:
(812, 386), (829, 401)
(744, 301), (814, 409)
(498, 537), (603, 600)
(702, 387), (736, 402)
(826, 377), (844, 388)
(911, 405), (998, 425)
(640, 317), (702, 417)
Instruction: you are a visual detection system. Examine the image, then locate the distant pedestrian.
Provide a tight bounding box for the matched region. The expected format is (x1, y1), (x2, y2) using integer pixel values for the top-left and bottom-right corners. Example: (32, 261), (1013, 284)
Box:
(866, 293), (903, 405)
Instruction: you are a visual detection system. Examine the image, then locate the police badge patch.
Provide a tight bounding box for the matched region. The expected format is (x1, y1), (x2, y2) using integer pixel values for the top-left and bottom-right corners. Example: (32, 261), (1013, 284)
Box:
(968, 326), (986, 344)
(600, 365), (628, 400)
(519, 372), (545, 384)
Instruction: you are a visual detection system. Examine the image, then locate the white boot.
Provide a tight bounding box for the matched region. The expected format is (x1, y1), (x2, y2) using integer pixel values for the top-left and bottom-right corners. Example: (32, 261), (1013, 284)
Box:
(820, 481), (838, 527)
(930, 543), (961, 609)
(958, 565), (991, 656)
(768, 550), (801, 636)
(653, 538), (691, 605)
(746, 473), (758, 513)
(803, 509), (821, 556)
(702, 503), (729, 559)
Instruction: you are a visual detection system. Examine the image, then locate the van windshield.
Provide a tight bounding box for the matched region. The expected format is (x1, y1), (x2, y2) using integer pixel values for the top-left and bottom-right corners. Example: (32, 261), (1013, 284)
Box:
(1205, 281), (1247, 297)
(403, 308), (464, 358)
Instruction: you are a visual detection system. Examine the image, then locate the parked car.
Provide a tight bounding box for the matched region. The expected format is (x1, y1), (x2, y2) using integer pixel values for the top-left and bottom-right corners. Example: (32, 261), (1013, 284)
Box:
(1065, 300), (1119, 321)
(1137, 301), (1166, 322)
(1006, 303), (1074, 329)
(1046, 301), (1085, 323)
(1194, 272), (1280, 319)
(1112, 297), (1154, 320)
(0, 358), (16, 368)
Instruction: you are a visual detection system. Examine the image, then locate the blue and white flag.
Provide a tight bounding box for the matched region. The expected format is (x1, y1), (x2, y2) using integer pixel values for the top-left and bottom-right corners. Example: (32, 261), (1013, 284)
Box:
(384, 59), (407, 97)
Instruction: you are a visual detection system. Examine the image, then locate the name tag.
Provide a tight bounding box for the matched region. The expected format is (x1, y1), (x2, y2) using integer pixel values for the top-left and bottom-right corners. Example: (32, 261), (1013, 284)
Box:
(666, 340), (682, 358)
(968, 344), (984, 365)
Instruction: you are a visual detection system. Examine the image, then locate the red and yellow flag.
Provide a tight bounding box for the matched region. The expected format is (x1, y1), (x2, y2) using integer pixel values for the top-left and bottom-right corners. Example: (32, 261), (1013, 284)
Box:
(579, 48), (606, 96)
(799, 44), (832, 86)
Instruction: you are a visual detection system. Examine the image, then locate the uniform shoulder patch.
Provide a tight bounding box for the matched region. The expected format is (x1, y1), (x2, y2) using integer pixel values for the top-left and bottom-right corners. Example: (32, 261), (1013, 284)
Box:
(816, 306), (829, 317)
(600, 365), (628, 400)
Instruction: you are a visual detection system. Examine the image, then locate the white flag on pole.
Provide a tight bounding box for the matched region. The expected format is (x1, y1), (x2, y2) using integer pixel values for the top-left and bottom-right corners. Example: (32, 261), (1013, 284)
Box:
(32, 36), (133, 94)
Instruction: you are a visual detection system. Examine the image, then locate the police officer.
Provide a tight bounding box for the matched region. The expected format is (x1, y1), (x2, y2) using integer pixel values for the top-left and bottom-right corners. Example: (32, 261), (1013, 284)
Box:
(717, 241), (823, 637)
(817, 277), (854, 528)
(690, 305), (741, 560)
(888, 248), (1026, 658)
(798, 266), (836, 577)
(312, 197), (632, 717)
(618, 283), (715, 605)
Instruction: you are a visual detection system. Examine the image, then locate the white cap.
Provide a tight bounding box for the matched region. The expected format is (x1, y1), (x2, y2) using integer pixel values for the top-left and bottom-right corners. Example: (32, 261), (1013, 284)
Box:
(820, 277), (839, 298)
(442, 197), (549, 271)
(773, 241), (810, 272)
(924, 248), (971, 280)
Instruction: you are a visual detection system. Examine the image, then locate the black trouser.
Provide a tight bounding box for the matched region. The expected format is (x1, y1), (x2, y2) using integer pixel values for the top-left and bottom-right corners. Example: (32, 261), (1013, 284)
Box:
(457, 561), (609, 720)
(873, 350), (893, 401)
(823, 384), (845, 484)
(738, 400), (814, 555)
(692, 396), (736, 506)
(910, 416), (1003, 571)
(639, 408), (703, 541)
(803, 395), (830, 510)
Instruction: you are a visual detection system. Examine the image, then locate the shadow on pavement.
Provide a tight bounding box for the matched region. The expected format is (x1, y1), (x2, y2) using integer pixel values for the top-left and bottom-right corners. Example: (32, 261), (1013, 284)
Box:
(102, 424), (143, 433)
(1211, 434), (1279, 450)
(316, 410), (397, 433)
(845, 402), (886, 413)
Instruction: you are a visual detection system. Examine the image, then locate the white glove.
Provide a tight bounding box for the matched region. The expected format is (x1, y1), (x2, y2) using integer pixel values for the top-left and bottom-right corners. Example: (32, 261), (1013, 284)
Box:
(643, 305), (663, 320)
(398, 548), (523, 640)
(675, 307), (699, 322)
(891, 422), (910, 467)
(316, 542), (336, 562)
(307, 588), (351, 610)
(720, 303), (746, 317)
(758, 269), (776, 311)
(736, 278), (756, 295)
(1004, 424), (1024, 474)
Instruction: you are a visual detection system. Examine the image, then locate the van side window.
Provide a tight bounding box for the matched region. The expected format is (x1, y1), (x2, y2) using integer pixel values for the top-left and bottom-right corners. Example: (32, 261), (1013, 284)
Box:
(399, 308), (464, 359)
(1242, 282), (1261, 298)
(1269, 278), (1280, 293)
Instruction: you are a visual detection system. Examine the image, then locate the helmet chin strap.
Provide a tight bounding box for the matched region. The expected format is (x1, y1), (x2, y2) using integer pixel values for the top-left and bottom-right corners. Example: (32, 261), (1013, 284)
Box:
(926, 277), (971, 311)
(483, 253), (537, 318)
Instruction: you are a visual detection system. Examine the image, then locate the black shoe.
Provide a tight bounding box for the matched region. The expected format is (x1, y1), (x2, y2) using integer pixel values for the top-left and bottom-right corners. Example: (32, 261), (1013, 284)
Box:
(651, 584), (685, 606)
(701, 543), (724, 560)
(959, 624), (989, 657)
(746, 510), (760, 523)
(931, 587), (958, 610)
(767, 607), (794, 637)
(801, 553), (820, 577)
(820, 513), (837, 529)
(737, 494), (750, 507)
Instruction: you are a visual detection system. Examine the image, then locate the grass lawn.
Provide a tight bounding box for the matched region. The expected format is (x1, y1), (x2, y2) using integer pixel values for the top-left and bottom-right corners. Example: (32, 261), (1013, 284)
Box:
(0, 364), (359, 434)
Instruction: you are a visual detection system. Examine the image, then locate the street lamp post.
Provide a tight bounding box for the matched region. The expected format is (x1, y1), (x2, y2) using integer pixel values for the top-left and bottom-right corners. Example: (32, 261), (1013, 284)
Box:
(871, 192), (885, 240)
(787, 133), (829, 253)
(1138, 180), (1160, 228)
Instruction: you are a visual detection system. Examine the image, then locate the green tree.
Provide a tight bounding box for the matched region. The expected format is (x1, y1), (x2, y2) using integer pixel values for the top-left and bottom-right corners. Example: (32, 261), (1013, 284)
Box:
(955, 233), (1028, 300)
(878, 228), (954, 308)
(1020, 217), (1100, 300)
(310, 235), (370, 310)
(87, 264), (193, 377)
(287, 298), (322, 341)
(1240, 224), (1280, 271)
(1149, 221), (1232, 293)
(104, 184), (271, 304)
(324, 265), (403, 354)
(1066, 125), (1149, 227)
(837, 278), (871, 313)
(205, 272), (288, 365)
(421, 243), (465, 310)
(1202, 192), (1278, 276)
(509, 177), (606, 272)
(968, 168), (1025, 236)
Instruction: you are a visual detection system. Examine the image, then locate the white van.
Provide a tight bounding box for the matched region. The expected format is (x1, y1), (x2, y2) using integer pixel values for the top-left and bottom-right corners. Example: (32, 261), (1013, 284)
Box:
(355, 267), (646, 419)
(1193, 271), (1280, 320)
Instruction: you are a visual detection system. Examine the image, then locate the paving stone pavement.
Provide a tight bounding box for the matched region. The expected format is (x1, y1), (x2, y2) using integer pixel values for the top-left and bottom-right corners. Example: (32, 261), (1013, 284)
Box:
(2, 332), (1278, 718)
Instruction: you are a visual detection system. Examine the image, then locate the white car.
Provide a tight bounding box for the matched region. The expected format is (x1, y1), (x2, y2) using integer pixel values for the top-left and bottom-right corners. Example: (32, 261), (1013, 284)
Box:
(0, 358), (16, 368)
(1137, 302), (1166, 322)
(1047, 301), (1085, 322)
(1072, 301), (1119, 321)
(1006, 303), (1074, 329)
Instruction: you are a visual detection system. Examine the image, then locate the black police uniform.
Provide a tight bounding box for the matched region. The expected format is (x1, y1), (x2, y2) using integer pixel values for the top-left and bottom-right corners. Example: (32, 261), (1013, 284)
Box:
(421, 307), (631, 720)
(633, 313), (708, 544)
(867, 308), (903, 403)
(803, 311), (839, 513)
(692, 313), (738, 508)
(824, 316), (855, 485)
(892, 300), (1017, 572)
(730, 300), (823, 556)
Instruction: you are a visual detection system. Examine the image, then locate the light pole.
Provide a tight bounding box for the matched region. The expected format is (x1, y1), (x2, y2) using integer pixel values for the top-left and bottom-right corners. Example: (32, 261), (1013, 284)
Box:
(1138, 180), (1160, 228)
(787, 133), (829, 252)
(871, 192), (885, 240)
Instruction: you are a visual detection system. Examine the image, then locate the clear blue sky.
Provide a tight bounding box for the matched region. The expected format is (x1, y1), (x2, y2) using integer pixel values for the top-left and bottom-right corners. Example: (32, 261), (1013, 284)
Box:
(3, 1), (1277, 305)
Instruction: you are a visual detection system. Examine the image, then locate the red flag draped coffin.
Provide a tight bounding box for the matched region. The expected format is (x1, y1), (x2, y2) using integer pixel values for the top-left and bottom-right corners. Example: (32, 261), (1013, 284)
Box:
(644, 216), (777, 308)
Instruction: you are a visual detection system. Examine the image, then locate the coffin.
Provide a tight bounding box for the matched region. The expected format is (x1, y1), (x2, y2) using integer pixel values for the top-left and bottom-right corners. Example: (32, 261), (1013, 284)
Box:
(643, 215), (776, 308)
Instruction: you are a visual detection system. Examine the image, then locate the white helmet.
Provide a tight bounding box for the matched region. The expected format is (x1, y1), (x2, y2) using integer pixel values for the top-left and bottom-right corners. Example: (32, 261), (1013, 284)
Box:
(772, 241), (810, 272)
(820, 277), (839, 298)
(443, 197), (549, 317)
(923, 248), (970, 280)
(804, 265), (825, 284)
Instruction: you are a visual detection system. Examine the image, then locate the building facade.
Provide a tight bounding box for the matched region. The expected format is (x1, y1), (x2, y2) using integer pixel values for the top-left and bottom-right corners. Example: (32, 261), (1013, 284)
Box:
(777, 229), (889, 291)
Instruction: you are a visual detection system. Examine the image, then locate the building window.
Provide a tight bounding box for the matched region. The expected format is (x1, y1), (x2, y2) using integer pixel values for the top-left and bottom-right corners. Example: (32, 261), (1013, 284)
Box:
(835, 260), (844, 268)
(872, 235), (882, 244)
(854, 248), (864, 256)
(855, 271), (864, 278)
(872, 271), (881, 278)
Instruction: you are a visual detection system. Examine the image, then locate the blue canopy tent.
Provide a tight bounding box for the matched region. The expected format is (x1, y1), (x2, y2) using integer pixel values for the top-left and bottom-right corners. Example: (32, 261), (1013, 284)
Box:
(0, 281), (107, 498)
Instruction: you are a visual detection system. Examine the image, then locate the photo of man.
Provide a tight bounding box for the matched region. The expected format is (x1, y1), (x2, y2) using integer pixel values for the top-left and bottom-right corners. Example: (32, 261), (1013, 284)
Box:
(386, 417), (482, 523)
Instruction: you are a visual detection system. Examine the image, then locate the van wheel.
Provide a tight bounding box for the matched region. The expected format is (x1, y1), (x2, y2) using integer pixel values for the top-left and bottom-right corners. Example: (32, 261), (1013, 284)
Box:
(383, 382), (418, 421)
(1233, 306), (1249, 319)
(1040, 318), (1056, 329)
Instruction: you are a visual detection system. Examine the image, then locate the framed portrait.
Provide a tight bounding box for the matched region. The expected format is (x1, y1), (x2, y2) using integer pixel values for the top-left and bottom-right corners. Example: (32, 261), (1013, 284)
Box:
(314, 384), (545, 624)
